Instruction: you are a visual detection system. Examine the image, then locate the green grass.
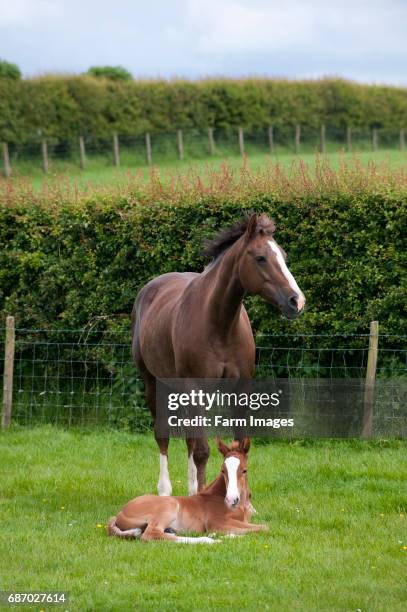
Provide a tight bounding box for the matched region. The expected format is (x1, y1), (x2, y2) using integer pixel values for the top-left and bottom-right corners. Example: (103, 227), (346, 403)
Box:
(4, 147), (407, 190)
(1, 427), (406, 611)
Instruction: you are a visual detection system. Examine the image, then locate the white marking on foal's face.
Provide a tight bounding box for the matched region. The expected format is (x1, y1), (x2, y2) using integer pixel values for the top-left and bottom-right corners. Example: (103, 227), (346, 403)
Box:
(268, 240), (305, 311)
(224, 456), (240, 508)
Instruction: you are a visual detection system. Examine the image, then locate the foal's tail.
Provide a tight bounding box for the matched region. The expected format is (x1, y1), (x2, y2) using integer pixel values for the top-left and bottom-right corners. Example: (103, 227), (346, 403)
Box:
(107, 517), (142, 540)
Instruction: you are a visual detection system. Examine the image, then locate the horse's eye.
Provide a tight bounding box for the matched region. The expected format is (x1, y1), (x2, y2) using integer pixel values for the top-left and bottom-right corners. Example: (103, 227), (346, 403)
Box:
(242, 469), (247, 474)
(255, 255), (266, 263)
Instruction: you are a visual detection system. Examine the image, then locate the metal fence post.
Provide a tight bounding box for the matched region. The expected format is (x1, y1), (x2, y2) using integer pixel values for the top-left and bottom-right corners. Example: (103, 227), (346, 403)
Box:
(2, 316), (15, 429)
(362, 320), (379, 439)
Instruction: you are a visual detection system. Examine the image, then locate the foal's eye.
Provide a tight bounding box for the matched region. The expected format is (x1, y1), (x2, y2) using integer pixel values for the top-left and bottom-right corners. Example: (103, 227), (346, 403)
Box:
(242, 469), (247, 474)
(255, 255), (266, 263)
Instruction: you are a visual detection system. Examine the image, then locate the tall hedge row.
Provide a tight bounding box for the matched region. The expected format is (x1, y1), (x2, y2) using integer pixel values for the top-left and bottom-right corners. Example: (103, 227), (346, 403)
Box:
(1, 76), (407, 144)
(1, 167), (406, 340)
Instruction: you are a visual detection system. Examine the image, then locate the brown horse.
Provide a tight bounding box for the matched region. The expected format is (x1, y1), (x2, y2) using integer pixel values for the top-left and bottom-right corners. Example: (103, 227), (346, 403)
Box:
(107, 438), (267, 543)
(132, 213), (305, 495)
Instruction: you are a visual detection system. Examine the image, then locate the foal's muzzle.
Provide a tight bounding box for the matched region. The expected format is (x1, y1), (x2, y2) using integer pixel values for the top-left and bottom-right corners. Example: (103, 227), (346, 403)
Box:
(225, 495), (240, 509)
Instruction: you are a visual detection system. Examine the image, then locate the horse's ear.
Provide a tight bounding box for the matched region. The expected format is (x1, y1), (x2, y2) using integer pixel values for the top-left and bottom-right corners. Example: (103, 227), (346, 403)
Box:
(216, 437), (230, 456)
(239, 437), (251, 454)
(246, 214), (258, 240)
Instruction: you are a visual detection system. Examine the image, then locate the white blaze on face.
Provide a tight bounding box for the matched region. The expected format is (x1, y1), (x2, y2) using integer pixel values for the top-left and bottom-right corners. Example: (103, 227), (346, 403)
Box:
(268, 240), (305, 311)
(224, 456), (240, 507)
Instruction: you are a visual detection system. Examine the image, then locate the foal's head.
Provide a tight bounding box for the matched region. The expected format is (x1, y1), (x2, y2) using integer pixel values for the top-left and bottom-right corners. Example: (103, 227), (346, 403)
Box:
(216, 437), (250, 510)
(204, 213), (305, 319)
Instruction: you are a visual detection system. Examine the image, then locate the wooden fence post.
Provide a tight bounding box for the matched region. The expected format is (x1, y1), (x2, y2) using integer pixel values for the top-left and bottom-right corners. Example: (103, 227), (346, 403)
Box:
(362, 320), (379, 439)
(41, 139), (49, 173)
(400, 128), (405, 150)
(320, 124), (326, 154)
(238, 127), (245, 157)
(295, 124), (301, 154)
(208, 128), (215, 155)
(2, 143), (11, 178)
(113, 132), (120, 167)
(372, 127), (378, 151)
(268, 125), (274, 153)
(346, 126), (352, 152)
(177, 129), (184, 161)
(145, 132), (152, 165)
(2, 316), (15, 429)
(79, 135), (86, 170)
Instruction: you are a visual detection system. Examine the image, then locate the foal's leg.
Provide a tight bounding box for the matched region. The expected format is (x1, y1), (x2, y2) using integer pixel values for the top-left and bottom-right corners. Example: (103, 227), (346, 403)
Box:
(186, 438), (198, 496)
(193, 436), (210, 492)
(215, 519), (268, 535)
(142, 367), (172, 496)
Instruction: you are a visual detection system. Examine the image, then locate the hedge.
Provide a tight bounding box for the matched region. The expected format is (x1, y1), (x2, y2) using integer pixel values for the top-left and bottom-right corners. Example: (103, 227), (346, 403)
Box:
(1, 160), (406, 343)
(1, 76), (407, 144)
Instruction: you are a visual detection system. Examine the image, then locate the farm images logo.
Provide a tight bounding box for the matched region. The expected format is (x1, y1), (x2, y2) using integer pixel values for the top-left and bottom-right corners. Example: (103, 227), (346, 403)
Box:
(155, 378), (407, 439)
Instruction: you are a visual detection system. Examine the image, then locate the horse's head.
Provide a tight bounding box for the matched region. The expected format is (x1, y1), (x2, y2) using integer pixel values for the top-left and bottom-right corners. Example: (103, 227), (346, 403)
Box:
(238, 213), (305, 320)
(216, 437), (250, 510)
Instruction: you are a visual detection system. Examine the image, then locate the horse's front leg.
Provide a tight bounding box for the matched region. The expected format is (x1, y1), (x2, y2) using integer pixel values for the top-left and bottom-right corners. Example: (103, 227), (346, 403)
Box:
(186, 438), (198, 495)
(156, 437), (172, 496)
(142, 369), (172, 496)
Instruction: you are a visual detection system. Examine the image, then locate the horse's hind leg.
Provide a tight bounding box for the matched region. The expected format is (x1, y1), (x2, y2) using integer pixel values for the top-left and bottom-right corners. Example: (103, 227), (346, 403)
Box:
(193, 437), (210, 492)
(186, 438), (198, 496)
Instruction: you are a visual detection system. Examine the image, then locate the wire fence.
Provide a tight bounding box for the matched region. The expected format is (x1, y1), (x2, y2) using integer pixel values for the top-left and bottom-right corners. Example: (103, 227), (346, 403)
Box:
(2, 125), (406, 176)
(1, 327), (406, 429)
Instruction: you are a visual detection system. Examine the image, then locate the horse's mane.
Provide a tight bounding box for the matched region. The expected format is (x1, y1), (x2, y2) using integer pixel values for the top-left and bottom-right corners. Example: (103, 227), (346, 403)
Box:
(202, 213), (276, 260)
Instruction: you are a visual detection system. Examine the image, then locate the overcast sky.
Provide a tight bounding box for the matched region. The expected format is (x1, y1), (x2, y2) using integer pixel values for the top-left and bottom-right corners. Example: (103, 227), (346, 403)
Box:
(1, 0), (406, 84)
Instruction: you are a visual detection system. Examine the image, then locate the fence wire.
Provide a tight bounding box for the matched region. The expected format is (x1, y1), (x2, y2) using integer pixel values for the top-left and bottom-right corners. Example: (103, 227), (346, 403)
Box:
(3, 125), (406, 174)
(1, 328), (405, 429)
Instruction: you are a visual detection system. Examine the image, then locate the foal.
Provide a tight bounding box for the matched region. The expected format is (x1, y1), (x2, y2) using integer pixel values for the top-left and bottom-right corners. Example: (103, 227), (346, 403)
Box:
(107, 438), (267, 544)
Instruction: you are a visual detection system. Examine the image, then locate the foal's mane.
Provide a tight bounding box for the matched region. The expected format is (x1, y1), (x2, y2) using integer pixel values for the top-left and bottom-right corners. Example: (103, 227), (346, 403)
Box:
(202, 213), (276, 260)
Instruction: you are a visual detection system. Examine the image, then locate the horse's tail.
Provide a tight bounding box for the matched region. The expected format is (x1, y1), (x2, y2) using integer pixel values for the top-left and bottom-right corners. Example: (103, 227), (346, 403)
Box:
(107, 517), (142, 539)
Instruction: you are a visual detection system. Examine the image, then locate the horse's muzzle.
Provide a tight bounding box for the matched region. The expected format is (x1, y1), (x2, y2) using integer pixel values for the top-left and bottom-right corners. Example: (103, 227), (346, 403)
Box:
(282, 292), (305, 319)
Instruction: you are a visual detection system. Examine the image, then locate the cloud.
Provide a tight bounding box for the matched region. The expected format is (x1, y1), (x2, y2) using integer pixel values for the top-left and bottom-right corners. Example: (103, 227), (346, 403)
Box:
(0, 0), (61, 28)
(0, 0), (406, 83)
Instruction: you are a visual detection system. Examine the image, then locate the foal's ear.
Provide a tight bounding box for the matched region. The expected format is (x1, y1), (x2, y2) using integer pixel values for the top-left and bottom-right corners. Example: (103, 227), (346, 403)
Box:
(216, 437), (230, 456)
(246, 213), (258, 240)
(239, 437), (251, 454)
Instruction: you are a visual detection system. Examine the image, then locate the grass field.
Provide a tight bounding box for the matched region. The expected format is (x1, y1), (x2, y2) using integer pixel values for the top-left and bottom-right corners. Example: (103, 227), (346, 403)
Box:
(1, 427), (406, 611)
(4, 148), (407, 190)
